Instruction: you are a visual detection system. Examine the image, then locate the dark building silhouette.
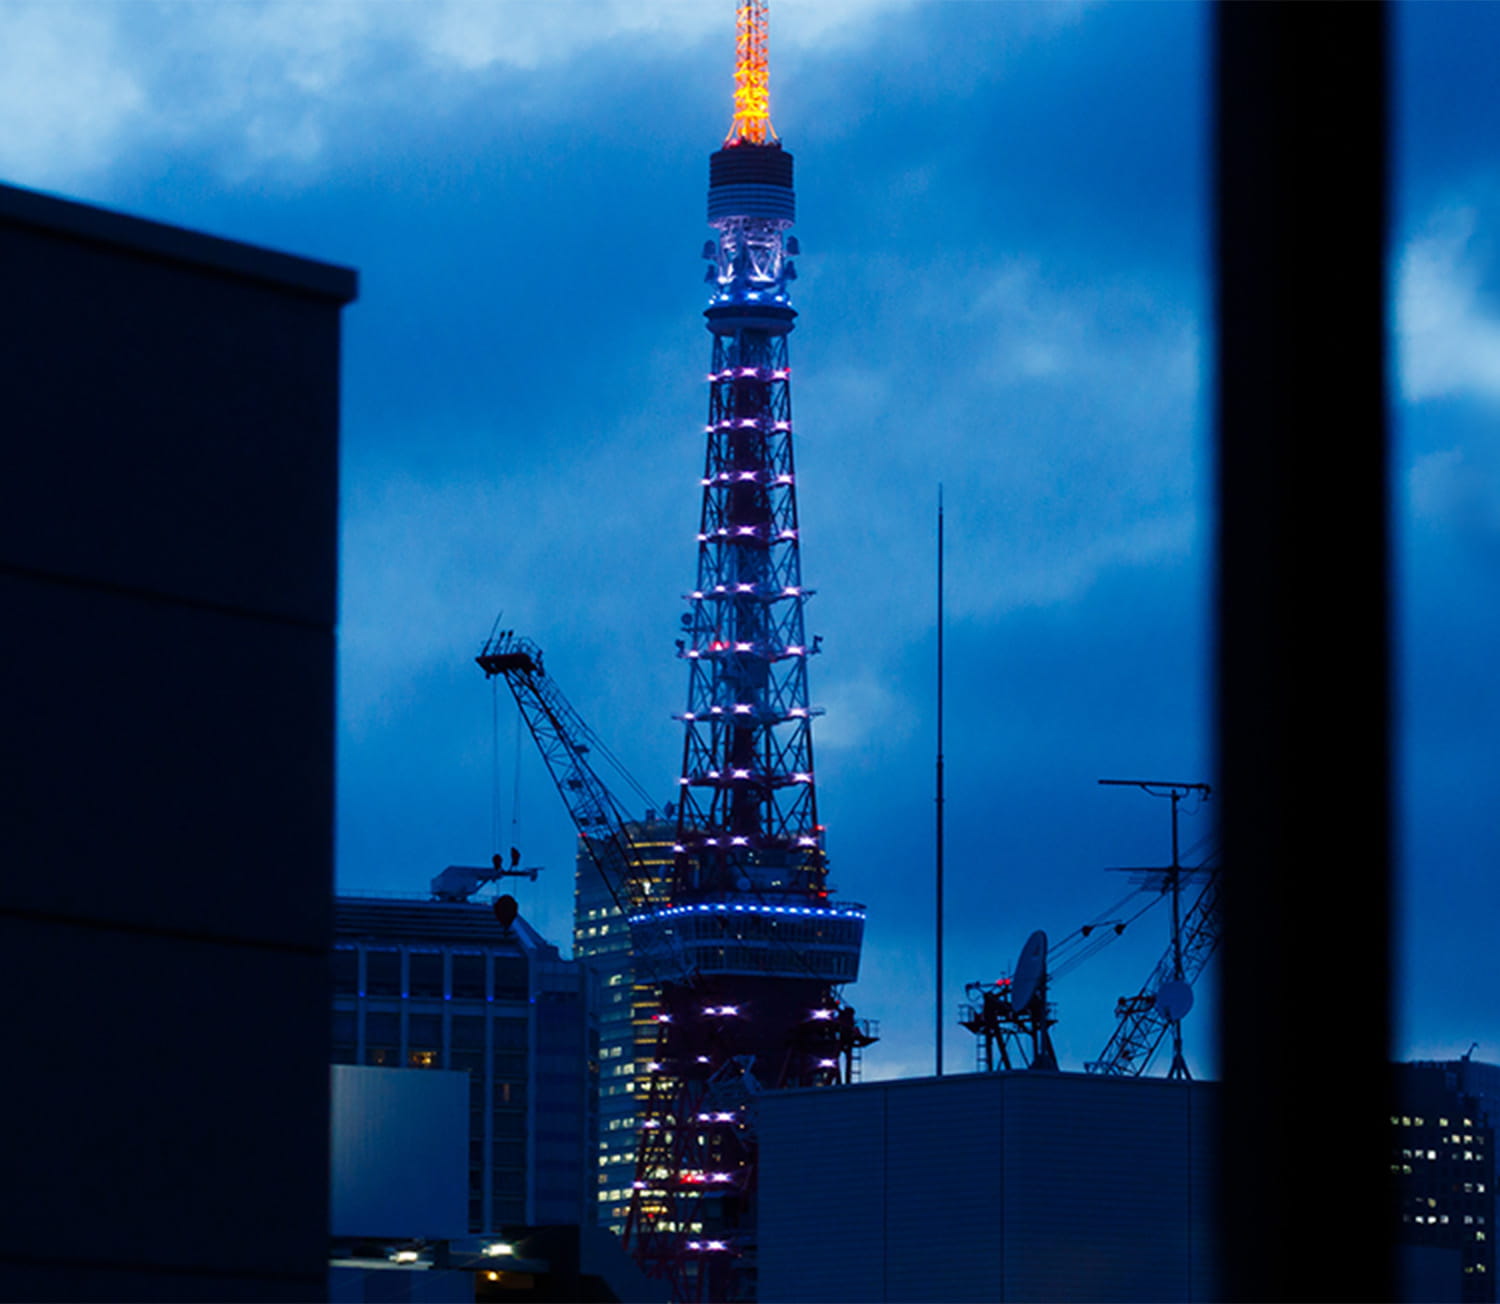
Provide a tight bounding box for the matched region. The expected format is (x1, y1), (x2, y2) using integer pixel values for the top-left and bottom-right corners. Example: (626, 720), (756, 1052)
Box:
(0, 181), (356, 1300)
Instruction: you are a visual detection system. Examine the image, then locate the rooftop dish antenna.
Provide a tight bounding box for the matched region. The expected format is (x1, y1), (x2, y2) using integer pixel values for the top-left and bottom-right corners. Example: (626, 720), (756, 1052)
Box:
(1011, 929), (1047, 1012)
(960, 930), (1059, 1073)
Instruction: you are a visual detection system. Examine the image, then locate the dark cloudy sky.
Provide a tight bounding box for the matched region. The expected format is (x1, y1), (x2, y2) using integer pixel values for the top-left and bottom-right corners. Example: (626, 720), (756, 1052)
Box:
(10, 1), (1497, 1079)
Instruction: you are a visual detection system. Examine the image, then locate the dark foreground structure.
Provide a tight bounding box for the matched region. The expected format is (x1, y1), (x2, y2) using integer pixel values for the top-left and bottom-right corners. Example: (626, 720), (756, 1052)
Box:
(0, 182), (356, 1300)
(1215, 6), (1394, 1299)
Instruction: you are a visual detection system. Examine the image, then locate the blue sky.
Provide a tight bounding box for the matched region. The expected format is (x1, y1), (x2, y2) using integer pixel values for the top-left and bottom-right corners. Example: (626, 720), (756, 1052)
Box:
(8, 0), (1496, 1079)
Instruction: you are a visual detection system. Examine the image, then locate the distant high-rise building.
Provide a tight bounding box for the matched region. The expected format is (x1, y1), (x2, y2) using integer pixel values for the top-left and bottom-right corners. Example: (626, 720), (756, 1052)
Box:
(1395, 1058), (1500, 1301)
(574, 817), (677, 1233)
(333, 894), (598, 1231)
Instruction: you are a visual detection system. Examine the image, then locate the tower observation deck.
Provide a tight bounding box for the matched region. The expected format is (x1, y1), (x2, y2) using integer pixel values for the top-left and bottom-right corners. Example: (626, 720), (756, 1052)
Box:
(622, 4), (870, 1300)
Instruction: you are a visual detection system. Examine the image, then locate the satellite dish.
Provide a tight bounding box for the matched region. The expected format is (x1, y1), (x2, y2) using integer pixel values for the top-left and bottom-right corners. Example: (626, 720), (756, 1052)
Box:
(1011, 930), (1048, 1012)
(1156, 979), (1194, 1022)
(493, 894), (519, 930)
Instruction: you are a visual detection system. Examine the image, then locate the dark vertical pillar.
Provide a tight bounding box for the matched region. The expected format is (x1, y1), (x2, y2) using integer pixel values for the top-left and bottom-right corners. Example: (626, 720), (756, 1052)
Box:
(1215, 5), (1393, 1301)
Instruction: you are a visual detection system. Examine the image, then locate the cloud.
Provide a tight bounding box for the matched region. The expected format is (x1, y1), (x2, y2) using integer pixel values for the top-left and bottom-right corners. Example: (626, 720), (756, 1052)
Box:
(791, 251), (1203, 665)
(0, 4), (146, 186)
(0, 0), (931, 190)
(1397, 204), (1500, 404)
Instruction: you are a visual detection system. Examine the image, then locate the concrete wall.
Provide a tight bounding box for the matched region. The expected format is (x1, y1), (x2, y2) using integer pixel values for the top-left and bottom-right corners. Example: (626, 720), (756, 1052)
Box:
(0, 181), (356, 1300)
(758, 1072), (1216, 1303)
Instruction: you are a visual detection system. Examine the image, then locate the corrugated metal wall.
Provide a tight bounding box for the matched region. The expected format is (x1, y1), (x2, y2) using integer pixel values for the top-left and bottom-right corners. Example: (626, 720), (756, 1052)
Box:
(759, 1072), (1216, 1303)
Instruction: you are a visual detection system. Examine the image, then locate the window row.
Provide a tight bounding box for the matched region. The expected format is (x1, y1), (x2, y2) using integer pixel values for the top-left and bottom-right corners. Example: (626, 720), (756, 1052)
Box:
(333, 947), (531, 1000)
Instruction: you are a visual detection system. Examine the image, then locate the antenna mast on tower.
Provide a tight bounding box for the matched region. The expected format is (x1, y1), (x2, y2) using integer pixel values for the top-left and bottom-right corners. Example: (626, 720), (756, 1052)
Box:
(727, 0), (777, 145)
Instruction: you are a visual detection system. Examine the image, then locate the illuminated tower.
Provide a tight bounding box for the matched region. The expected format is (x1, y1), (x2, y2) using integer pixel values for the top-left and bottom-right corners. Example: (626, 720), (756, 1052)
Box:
(624, 4), (869, 1299)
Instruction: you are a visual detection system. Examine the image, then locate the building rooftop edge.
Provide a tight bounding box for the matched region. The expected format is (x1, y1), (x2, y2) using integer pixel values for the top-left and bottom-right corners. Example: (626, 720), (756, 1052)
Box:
(759, 1070), (1222, 1098)
(0, 180), (358, 304)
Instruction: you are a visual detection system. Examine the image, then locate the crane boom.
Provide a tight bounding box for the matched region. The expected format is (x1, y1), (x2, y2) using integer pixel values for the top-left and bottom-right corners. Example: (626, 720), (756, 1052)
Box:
(1085, 867), (1220, 1076)
(476, 630), (659, 917)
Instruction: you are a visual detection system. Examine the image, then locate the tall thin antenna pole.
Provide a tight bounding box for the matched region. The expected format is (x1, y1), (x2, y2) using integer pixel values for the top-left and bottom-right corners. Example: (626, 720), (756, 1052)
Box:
(936, 485), (945, 1077)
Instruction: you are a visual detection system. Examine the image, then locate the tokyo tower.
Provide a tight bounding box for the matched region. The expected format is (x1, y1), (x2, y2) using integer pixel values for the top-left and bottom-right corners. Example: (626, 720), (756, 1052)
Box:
(622, 3), (871, 1299)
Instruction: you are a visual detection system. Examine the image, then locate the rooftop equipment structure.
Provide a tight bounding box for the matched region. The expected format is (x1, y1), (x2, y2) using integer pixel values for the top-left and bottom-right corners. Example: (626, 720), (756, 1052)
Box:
(961, 929), (1059, 1072)
(962, 781), (1218, 1079)
(1087, 779), (1215, 1080)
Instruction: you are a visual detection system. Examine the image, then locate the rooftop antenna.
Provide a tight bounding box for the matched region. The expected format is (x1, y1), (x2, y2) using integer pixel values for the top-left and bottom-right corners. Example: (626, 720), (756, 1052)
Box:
(936, 485), (945, 1076)
(1099, 778), (1212, 1079)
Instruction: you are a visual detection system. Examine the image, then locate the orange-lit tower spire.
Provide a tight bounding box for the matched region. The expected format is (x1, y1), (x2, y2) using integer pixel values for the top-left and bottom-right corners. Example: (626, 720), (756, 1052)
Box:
(727, 0), (777, 145)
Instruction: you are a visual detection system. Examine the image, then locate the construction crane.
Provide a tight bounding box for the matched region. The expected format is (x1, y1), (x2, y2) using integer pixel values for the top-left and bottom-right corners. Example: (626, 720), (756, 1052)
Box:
(475, 630), (662, 919)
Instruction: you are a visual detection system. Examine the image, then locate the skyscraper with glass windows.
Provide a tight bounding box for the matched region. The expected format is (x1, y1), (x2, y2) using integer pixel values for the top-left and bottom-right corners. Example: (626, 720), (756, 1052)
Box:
(573, 817), (677, 1233)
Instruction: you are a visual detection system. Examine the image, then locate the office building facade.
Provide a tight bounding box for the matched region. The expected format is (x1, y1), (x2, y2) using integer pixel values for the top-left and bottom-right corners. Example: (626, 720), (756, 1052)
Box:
(334, 895), (598, 1232)
(1396, 1058), (1500, 1301)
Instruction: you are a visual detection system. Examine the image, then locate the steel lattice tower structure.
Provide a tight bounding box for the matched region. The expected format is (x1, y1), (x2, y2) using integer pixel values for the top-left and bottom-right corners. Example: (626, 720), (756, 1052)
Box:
(622, 4), (869, 1300)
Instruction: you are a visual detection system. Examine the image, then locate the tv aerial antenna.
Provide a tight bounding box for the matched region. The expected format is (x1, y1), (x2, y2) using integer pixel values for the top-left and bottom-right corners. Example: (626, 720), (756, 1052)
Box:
(1098, 778), (1212, 1079)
